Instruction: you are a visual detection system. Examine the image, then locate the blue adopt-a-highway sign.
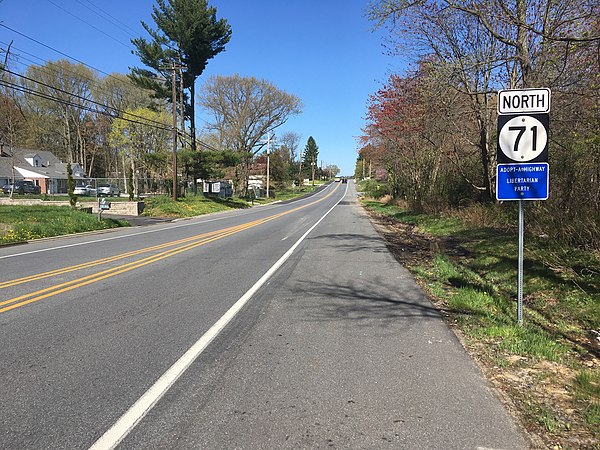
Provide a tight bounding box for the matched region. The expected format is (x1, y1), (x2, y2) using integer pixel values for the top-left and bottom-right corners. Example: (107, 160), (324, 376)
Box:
(496, 163), (549, 201)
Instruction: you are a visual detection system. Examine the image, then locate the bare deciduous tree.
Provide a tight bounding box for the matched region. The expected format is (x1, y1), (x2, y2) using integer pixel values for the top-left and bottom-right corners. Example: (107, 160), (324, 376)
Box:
(280, 131), (302, 163)
(198, 74), (302, 195)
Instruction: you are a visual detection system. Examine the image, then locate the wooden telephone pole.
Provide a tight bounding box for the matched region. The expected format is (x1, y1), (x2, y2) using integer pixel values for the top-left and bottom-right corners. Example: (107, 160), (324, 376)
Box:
(161, 62), (186, 200)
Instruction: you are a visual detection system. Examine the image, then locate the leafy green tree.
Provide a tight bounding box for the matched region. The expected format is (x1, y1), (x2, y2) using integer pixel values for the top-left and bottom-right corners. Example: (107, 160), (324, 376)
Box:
(269, 148), (290, 189)
(131, 0), (232, 151)
(194, 149), (239, 181)
(302, 136), (319, 180)
(354, 157), (365, 180)
(67, 163), (77, 207)
(127, 166), (134, 200)
(109, 107), (172, 184)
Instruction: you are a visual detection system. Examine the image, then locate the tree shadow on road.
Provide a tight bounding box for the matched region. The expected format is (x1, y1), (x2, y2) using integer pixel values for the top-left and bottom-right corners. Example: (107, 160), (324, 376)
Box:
(286, 276), (445, 328)
(308, 233), (390, 254)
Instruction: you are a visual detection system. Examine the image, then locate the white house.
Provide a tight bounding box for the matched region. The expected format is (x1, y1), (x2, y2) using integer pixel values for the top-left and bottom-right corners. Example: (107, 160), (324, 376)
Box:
(0, 145), (87, 194)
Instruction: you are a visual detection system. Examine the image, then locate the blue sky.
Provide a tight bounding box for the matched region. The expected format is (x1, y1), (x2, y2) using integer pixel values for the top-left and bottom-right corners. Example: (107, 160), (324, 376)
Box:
(0, 0), (404, 175)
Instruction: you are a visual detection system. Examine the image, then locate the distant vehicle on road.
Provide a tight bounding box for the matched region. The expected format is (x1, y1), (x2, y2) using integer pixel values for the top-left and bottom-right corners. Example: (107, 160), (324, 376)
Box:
(73, 185), (96, 197)
(97, 184), (120, 197)
(334, 177), (341, 182)
(2, 180), (41, 195)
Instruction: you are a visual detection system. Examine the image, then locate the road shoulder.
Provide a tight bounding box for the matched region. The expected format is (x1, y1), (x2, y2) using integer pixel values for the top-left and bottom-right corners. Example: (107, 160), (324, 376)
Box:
(124, 183), (531, 449)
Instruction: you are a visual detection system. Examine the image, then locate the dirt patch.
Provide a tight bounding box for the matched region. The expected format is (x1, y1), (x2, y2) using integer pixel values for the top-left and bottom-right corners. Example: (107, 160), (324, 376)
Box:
(365, 208), (600, 450)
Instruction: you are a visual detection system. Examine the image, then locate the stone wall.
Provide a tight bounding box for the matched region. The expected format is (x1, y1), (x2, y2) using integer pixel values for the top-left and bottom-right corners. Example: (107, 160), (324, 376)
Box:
(90, 201), (144, 216)
(0, 198), (145, 216)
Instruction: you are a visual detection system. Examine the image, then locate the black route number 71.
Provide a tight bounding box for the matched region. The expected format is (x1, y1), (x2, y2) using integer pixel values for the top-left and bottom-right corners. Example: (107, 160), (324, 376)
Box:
(508, 125), (538, 152)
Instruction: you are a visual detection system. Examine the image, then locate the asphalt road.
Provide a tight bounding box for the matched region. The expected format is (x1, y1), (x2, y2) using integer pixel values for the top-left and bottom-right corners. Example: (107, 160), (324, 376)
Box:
(0, 182), (529, 449)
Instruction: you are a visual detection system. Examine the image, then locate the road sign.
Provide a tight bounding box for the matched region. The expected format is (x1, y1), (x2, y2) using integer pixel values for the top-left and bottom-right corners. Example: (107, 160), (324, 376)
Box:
(496, 163), (549, 201)
(497, 114), (549, 163)
(498, 88), (551, 114)
(496, 88), (551, 327)
(99, 198), (111, 210)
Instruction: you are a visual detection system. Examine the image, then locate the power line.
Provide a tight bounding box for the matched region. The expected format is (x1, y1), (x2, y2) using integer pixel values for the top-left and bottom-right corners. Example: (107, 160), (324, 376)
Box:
(0, 23), (120, 81)
(1, 68), (173, 132)
(2, 67), (174, 130)
(0, 25), (185, 121)
(0, 37), (176, 131)
(44, 0), (133, 51)
(75, 0), (141, 39)
(0, 78), (173, 133)
(0, 25), (220, 153)
(0, 17), (148, 101)
(1, 68), (221, 152)
(0, 40), (139, 106)
(0, 40), (179, 128)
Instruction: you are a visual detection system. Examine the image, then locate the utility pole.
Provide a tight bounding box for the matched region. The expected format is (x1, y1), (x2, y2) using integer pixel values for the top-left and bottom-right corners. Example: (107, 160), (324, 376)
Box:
(160, 62), (186, 201)
(178, 56), (186, 150)
(266, 131), (271, 199)
(171, 63), (178, 200)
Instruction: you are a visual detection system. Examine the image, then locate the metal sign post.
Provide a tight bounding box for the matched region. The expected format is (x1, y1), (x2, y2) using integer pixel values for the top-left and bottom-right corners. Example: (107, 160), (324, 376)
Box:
(496, 88), (551, 325)
(98, 197), (111, 221)
(518, 200), (524, 325)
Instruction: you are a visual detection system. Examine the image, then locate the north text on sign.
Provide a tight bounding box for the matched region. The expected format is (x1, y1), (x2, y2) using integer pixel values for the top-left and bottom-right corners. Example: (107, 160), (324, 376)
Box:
(498, 88), (551, 114)
(502, 94), (546, 111)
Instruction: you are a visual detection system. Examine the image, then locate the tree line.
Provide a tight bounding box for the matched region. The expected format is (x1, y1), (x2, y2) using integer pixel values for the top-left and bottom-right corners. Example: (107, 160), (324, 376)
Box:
(0, 0), (331, 197)
(358, 0), (599, 249)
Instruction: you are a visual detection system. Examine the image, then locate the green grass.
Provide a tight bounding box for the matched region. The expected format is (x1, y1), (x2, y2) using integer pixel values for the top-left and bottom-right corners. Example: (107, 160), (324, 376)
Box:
(0, 186), (316, 242)
(0, 205), (128, 244)
(574, 370), (600, 426)
(357, 179), (389, 198)
(478, 324), (569, 361)
(415, 246), (581, 362)
(363, 201), (466, 236)
(269, 185), (320, 202)
(421, 254), (570, 361)
(142, 185), (321, 215)
(141, 195), (249, 217)
(244, 185), (321, 205)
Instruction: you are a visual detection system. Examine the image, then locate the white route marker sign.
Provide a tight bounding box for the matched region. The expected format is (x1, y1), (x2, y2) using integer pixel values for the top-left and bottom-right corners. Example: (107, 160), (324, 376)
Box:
(498, 115), (548, 162)
(498, 88), (551, 115)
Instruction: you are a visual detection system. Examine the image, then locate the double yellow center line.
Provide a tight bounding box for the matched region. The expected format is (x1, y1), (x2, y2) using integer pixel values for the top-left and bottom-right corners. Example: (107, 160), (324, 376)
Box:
(0, 184), (340, 314)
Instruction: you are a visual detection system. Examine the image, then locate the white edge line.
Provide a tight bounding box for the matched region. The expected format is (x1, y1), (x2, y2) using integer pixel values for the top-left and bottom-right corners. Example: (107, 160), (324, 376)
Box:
(89, 183), (347, 450)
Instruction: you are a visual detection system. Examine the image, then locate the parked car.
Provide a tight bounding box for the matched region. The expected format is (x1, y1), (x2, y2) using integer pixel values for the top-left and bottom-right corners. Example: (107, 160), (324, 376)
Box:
(73, 185), (96, 196)
(2, 180), (41, 195)
(96, 184), (120, 197)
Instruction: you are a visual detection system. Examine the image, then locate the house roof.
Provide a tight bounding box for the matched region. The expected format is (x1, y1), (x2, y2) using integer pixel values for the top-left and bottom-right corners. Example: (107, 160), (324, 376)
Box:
(26, 150), (62, 165)
(0, 146), (86, 180)
(0, 164), (14, 179)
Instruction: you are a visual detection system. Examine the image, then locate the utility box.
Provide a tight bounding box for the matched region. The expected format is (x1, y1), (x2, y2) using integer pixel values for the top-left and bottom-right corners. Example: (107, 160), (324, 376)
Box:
(202, 180), (233, 198)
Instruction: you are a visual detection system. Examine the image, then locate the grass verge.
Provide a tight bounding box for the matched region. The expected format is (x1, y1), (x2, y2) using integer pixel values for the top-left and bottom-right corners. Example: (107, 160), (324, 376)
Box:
(142, 186), (323, 214)
(0, 187), (317, 243)
(141, 195), (249, 217)
(362, 199), (600, 448)
(262, 185), (321, 203)
(0, 205), (128, 244)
